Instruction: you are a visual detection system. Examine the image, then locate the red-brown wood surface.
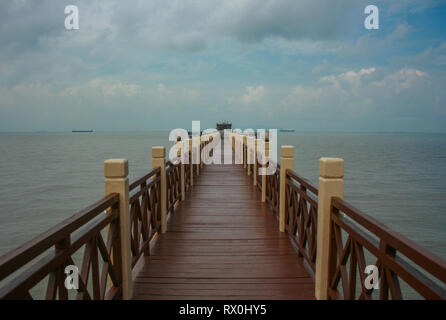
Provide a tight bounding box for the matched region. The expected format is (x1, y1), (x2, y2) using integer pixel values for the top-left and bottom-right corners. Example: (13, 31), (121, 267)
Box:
(132, 161), (315, 300)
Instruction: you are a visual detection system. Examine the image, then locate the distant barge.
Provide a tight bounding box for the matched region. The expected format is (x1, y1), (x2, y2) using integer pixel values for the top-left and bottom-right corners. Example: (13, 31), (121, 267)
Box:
(72, 130), (94, 133)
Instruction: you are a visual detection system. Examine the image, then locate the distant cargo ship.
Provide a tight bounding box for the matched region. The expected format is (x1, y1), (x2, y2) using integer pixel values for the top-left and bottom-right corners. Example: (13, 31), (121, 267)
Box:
(72, 130), (94, 133)
(280, 129), (296, 132)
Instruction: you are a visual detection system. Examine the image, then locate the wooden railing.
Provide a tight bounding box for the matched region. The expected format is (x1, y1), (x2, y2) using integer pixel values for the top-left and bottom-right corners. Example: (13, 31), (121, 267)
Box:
(265, 162), (280, 219)
(285, 169), (318, 273)
(166, 161), (181, 214)
(193, 163), (199, 178)
(233, 131), (446, 300)
(129, 167), (162, 268)
(184, 153), (191, 191)
(0, 194), (123, 300)
(256, 161), (262, 193)
(329, 197), (446, 300)
(0, 136), (211, 300)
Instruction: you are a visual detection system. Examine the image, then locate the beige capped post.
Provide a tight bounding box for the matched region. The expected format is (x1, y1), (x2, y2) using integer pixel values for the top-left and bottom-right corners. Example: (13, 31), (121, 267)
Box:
(152, 147), (167, 234)
(315, 158), (344, 300)
(279, 146), (294, 232)
(104, 159), (132, 299)
(261, 141), (270, 202)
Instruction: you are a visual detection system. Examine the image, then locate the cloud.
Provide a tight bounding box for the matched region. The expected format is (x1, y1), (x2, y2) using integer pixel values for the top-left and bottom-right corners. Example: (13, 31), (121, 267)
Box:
(399, 42), (446, 68)
(58, 79), (141, 97)
(215, 0), (355, 42)
(0, 0), (357, 56)
(387, 0), (446, 14)
(89, 79), (141, 97)
(274, 67), (440, 125)
(338, 67), (376, 86)
(321, 67), (376, 87)
(242, 85), (265, 104)
(386, 22), (413, 43)
(373, 68), (427, 93)
(1, 1), (446, 132)
(348, 22), (414, 58)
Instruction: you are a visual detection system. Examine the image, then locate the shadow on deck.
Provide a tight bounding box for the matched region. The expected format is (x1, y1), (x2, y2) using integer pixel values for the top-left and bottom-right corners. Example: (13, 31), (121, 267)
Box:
(132, 162), (315, 300)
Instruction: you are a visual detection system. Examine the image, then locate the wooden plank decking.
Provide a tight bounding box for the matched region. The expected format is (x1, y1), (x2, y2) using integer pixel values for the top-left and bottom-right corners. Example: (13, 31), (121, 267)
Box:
(132, 146), (315, 300)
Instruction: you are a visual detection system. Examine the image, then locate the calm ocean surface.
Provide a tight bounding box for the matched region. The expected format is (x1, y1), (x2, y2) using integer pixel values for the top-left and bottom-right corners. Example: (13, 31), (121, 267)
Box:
(0, 131), (445, 263)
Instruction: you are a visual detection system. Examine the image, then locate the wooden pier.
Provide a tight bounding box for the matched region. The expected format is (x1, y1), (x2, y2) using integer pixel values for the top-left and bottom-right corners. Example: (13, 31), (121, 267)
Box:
(0, 132), (445, 300)
(133, 161), (314, 300)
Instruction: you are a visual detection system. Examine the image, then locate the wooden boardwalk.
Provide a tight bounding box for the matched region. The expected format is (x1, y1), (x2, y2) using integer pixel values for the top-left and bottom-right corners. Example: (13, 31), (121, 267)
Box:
(132, 156), (315, 299)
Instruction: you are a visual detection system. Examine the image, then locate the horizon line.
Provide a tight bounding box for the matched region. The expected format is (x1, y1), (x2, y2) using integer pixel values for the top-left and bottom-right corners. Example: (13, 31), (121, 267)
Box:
(1, 130), (446, 134)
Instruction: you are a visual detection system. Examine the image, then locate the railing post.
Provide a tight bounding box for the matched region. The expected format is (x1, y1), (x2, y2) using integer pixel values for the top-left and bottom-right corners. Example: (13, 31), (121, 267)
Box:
(152, 147), (167, 234)
(203, 136), (207, 167)
(194, 137), (200, 176)
(104, 159), (132, 300)
(315, 158), (344, 300)
(237, 133), (243, 164)
(261, 141), (270, 202)
(200, 138), (204, 169)
(179, 145), (185, 201)
(188, 139), (194, 186)
(243, 136), (247, 169)
(247, 136), (254, 176)
(239, 134), (244, 165)
(235, 133), (240, 163)
(279, 146), (294, 232)
(254, 139), (260, 186)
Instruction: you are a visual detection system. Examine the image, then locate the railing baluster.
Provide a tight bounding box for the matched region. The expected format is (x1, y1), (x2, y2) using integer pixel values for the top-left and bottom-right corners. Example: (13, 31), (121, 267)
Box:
(279, 146), (294, 232)
(261, 142), (270, 202)
(152, 147), (166, 234)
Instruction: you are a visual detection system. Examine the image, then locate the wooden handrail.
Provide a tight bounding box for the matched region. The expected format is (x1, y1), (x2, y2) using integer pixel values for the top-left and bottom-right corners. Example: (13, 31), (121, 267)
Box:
(256, 152), (446, 299)
(129, 169), (162, 267)
(0, 193), (119, 282)
(129, 167), (161, 191)
(286, 169), (318, 195)
(333, 197), (446, 282)
(265, 162), (280, 219)
(329, 196), (446, 299)
(166, 162), (181, 214)
(284, 169), (318, 273)
(0, 193), (122, 300)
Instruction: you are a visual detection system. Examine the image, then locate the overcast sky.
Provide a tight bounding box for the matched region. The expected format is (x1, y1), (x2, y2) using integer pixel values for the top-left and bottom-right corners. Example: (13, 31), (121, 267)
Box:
(0, 0), (446, 132)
